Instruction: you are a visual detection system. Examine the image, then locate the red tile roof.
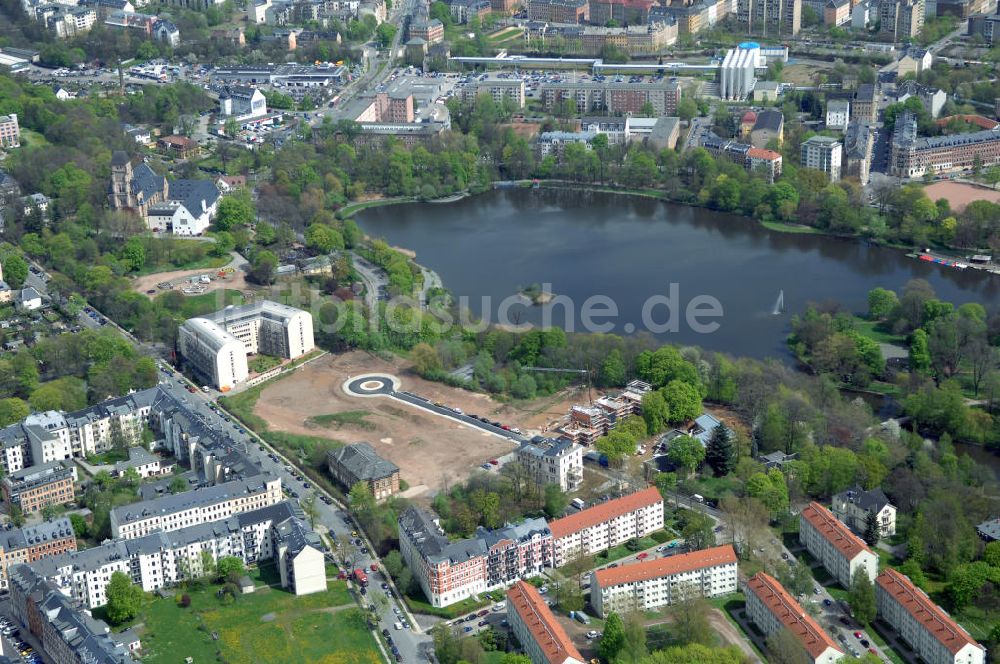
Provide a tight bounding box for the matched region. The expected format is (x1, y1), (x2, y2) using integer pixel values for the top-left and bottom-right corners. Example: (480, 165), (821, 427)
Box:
(747, 147), (782, 160)
(876, 569), (983, 656)
(594, 544), (736, 588)
(506, 580), (584, 664)
(935, 114), (1000, 130)
(548, 487), (662, 540)
(800, 501), (873, 561)
(745, 572), (843, 660)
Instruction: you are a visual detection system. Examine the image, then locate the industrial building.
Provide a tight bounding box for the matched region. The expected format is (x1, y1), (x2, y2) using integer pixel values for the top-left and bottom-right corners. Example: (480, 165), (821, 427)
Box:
(719, 43), (761, 101)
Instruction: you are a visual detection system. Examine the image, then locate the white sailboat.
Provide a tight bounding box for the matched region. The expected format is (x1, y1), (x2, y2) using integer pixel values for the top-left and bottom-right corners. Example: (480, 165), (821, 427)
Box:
(773, 289), (785, 315)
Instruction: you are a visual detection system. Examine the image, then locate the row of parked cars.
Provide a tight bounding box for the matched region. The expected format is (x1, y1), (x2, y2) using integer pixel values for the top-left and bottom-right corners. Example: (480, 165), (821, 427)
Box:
(0, 615), (39, 664)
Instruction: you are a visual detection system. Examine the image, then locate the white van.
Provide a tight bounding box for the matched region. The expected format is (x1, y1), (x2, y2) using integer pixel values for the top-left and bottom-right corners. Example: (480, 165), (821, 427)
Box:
(393, 622), (403, 631)
(692, 494), (705, 503)
(570, 498), (585, 510)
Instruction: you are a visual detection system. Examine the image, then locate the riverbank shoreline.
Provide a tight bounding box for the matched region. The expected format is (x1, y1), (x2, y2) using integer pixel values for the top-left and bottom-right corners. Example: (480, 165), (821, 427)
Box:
(342, 180), (929, 263)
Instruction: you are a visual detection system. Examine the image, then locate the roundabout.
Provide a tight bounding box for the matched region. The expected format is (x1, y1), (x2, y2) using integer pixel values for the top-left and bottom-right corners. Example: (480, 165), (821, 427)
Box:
(343, 374), (400, 397)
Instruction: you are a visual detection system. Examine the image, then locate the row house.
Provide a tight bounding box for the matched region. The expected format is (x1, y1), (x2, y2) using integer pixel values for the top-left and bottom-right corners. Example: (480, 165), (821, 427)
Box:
(36, 501), (324, 608)
(540, 80), (681, 117)
(744, 572), (843, 664)
(109, 473), (283, 539)
(10, 566), (139, 664)
(799, 501), (878, 588)
(0, 518), (77, 590)
(397, 507), (552, 608)
(875, 569), (985, 664)
(591, 545), (738, 617)
(891, 111), (1000, 178)
(507, 580), (585, 664)
(548, 487), (664, 567)
(1, 460), (76, 514)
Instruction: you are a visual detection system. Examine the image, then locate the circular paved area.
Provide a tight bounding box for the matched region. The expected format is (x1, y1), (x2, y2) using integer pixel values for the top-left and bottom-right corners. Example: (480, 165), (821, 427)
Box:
(343, 373), (400, 397)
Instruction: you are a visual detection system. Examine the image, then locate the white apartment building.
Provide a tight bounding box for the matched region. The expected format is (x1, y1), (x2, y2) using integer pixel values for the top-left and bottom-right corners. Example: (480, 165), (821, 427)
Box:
(591, 544), (738, 618)
(548, 487), (664, 568)
(876, 569), (985, 664)
(515, 437), (583, 492)
(799, 501), (878, 589)
(507, 580), (586, 664)
(178, 317), (249, 391)
(831, 485), (897, 538)
(180, 301), (315, 389)
(801, 135), (843, 181)
(826, 99), (851, 130)
(745, 572), (844, 664)
(110, 474), (283, 539)
(38, 501), (325, 608)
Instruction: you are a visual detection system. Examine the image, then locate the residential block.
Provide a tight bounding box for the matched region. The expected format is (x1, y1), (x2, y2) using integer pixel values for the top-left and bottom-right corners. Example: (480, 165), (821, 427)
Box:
(548, 487), (663, 567)
(799, 501), (878, 588)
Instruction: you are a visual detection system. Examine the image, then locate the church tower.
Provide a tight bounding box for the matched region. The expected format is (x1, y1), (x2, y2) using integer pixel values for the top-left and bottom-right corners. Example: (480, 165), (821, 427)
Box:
(110, 150), (135, 210)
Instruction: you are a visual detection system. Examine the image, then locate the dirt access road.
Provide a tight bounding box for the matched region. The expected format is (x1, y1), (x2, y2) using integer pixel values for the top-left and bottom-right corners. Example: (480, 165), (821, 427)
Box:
(131, 252), (249, 298)
(253, 351), (520, 498)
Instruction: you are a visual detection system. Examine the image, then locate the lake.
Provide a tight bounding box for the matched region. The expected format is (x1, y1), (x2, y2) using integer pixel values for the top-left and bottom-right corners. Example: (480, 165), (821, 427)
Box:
(358, 188), (1000, 360)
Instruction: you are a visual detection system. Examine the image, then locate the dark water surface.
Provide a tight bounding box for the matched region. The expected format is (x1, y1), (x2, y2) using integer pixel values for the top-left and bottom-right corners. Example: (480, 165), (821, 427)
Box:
(358, 188), (1000, 360)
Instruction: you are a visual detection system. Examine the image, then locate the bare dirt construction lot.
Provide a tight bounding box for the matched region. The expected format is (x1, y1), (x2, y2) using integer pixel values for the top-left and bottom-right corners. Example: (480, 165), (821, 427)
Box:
(923, 181), (1000, 213)
(253, 351), (519, 497)
(130, 253), (249, 298)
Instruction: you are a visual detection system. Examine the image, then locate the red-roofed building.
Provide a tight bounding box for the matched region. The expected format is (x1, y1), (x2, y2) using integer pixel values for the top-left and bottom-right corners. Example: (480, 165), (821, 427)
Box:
(506, 580), (586, 664)
(876, 569), (985, 664)
(746, 147), (783, 183)
(799, 501), (877, 588)
(744, 572), (844, 664)
(548, 488), (663, 567)
(590, 544), (737, 617)
(740, 110), (757, 138)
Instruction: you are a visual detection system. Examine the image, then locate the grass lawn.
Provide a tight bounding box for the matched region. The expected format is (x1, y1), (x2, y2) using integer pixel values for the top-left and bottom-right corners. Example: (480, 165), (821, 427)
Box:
(594, 536), (659, 565)
(249, 354), (283, 374)
(760, 220), (827, 235)
(159, 288), (247, 319)
(853, 319), (906, 345)
(404, 587), (490, 619)
(138, 577), (380, 664)
(309, 410), (375, 430)
(685, 475), (743, 502)
(136, 252), (229, 277)
(867, 621), (907, 664)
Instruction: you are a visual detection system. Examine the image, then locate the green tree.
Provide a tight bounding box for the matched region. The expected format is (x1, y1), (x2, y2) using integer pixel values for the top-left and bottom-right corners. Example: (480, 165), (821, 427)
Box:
(301, 491), (320, 529)
(746, 469), (789, 517)
(411, 343), (442, 377)
(0, 398), (29, 427)
(704, 423), (735, 477)
(909, 328), (931, 373)
(599, 612), (626, 662)
(680, 510), (716, 550)
(863, 510), (881, 547)
(8, 504), (24, 527)
(848, 568), (877, 625)
(69, 513), (88, 538)
(661, 380), (702, 424)
(106, 571), (144, 624)
(600, 348), (626, 387)
(305, 223), (345, 253)
(642, 390), (670, 435)
(867, 287), (898, 320)
(121, 237), (146, 272)
(215, 195), (255, 230)
(375, 22), (397, 46)
(948, 562), (993, 610)
(349, 481), (376, 516)
(169, 476), (188, 494)
(217, 556), (245, 582)
(3, 254), (28, 289)
(249, 250), (278, 285)
(544, 483), (568, 518)
(666, 435), (705, 478)
(677, 98), (698, 122)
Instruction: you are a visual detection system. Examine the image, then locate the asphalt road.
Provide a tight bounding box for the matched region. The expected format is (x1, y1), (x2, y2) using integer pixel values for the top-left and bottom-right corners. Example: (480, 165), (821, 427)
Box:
(344, 374), (527, 444)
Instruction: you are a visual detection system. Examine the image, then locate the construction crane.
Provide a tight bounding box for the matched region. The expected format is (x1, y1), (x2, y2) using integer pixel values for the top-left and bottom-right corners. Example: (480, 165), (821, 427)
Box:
(523, 366), (593, 404)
